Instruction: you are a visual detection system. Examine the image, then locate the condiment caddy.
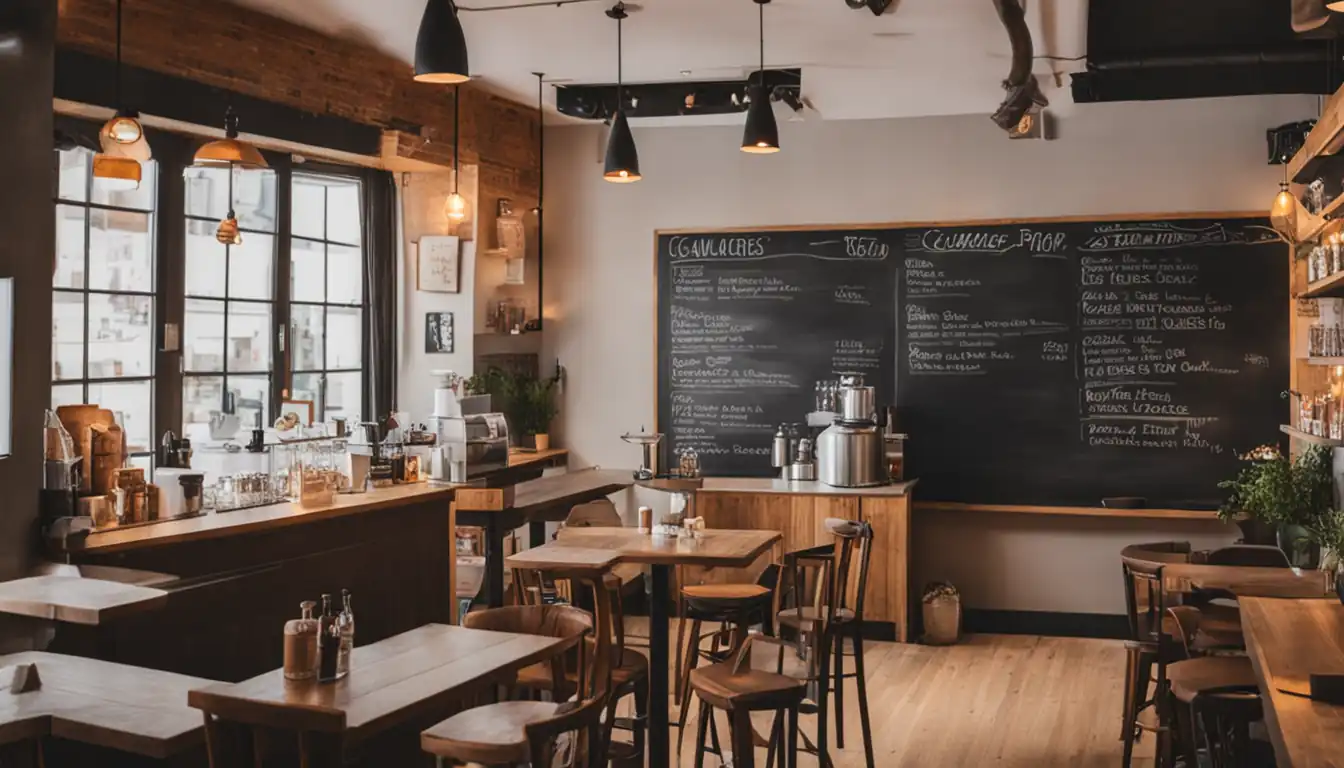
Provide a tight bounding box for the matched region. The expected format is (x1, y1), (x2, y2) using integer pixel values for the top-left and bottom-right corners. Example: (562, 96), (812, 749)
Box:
(283, 589), (355, 683)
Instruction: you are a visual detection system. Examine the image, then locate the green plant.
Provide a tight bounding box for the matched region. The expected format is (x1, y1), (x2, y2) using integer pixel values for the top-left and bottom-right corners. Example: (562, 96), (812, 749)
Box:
(511, 373), (561, 436)
(1305, 507), (1344, 570)
(1218, 444), (1335, 529)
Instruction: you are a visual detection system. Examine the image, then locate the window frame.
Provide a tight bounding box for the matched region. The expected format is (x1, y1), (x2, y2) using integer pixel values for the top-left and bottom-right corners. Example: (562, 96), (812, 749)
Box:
(50, 119), (373, 447)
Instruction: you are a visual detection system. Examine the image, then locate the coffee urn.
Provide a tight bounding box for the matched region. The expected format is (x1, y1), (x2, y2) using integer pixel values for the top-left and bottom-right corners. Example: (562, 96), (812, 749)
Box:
(816, 374), (888, 488)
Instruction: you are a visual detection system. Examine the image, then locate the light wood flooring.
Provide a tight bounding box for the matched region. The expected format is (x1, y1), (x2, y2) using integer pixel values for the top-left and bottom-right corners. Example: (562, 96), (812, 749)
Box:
(621, 620), (1155, 768)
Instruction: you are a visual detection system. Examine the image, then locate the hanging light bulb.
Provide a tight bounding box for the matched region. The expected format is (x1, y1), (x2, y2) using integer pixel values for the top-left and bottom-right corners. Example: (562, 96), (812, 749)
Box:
(741, 0), (780, 154)
(603, 3), (641, 183)
(1270, 180), (1300, 242)
(107, 111), (143, 144)
(413, 0), (470, 84)
(216, 212), (242, 245)
(446, 84), (467, 220)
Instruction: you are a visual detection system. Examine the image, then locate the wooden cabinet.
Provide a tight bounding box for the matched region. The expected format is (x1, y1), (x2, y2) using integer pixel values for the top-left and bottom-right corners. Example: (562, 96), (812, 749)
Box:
(694, 490), (911, 642)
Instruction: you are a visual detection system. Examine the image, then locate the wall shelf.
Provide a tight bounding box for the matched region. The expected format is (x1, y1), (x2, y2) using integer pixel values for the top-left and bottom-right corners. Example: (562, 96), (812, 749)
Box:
(1305, 357), (1344, 366)
(1298, 196), (1344, 245)
(1280, 424), (1344, 448)
(1302, 268), (1344, 299)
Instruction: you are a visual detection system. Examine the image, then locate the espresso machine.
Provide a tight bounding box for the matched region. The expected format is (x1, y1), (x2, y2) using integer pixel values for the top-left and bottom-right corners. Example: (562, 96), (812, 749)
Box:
(816, 374), (889, 488)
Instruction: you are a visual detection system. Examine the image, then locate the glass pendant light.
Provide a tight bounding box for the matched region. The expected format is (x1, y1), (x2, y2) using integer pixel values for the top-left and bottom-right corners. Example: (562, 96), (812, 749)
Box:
(94, 0), (149, 188)
(414, 0), (470, 84)
(194, 107), (268, 170)
(1270, 180), (1301, 243)
(603, 3), (641, 183)
(741, 0), (780, 154)
(445, 85), (467, 220)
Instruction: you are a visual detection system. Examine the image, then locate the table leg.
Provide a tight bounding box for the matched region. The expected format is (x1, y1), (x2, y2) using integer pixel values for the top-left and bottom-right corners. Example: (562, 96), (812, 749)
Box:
(485, 517), (505, 608)
(530, 520), (547, 548)
(649, 563), (671, 768)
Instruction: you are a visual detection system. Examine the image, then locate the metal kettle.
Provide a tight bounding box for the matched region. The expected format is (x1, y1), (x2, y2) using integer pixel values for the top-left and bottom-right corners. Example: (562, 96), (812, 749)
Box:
(817, 374), (888, 488)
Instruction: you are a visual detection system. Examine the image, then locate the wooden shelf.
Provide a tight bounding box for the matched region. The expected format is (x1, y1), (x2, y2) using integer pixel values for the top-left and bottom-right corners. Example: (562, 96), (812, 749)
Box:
(1297, 197), (1344, 245)
(1302, 268), (1344, 299)
(1305, 357), (1344, 366)
(1279, 424), (1344, 448)
(1290, 86), (1344, 183)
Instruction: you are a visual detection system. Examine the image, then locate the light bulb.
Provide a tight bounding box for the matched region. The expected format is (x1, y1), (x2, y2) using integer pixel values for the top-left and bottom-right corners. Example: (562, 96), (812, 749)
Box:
(216, 215), (242, 245)
(1270, 182), (1299, 242)
(445, 192), (466, 221)
(107, 115), (143, 144)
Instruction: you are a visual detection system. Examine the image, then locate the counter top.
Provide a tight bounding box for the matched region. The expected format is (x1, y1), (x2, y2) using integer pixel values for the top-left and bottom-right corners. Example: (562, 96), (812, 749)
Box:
(63, 482), (460, 556)
(0, 576), (168, 624)
(693, 478), (918, 497)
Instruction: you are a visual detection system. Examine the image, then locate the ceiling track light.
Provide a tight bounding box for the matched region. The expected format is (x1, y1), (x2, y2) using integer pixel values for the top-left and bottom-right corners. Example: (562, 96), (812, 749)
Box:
(603, 2), (641, 183)
(741, 0), (780, 154)
(414, 0), (470, 84)
(95, 0), (149, 188)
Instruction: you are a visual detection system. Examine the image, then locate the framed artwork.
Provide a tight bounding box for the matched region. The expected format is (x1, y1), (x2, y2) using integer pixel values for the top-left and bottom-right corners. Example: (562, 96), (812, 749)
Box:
(425, 312), (455, 354)
(417, 235), (461, 293)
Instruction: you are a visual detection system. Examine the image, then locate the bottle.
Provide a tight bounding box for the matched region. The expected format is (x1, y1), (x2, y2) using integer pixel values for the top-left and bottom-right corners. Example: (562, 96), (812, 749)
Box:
(283, 601), (319, 681)
(337, 589), (355, 677)
(317, 594), (341, 682)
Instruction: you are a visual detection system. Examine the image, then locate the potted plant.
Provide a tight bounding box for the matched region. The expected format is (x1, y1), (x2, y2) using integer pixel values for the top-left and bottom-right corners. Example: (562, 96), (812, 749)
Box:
(1219, 444), (1335, 567)
(511, 371), (561, 451)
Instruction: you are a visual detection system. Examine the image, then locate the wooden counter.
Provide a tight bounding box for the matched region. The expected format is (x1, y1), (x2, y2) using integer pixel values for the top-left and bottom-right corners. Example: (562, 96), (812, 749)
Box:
(1240, 597), (1344, 768)
(691, 479), (913, 642)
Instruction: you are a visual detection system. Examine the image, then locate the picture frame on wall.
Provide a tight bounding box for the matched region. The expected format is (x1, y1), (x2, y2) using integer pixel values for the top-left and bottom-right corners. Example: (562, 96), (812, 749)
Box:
(278, 399), (315, 428)
(425, 312), (455, 354)
(417, 235), (461, 293)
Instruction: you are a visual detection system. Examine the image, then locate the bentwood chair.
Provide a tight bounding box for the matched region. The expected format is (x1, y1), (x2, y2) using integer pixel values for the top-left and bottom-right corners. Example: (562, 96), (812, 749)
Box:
(687, 632), (807, 768)
(422, 570), (614, 768)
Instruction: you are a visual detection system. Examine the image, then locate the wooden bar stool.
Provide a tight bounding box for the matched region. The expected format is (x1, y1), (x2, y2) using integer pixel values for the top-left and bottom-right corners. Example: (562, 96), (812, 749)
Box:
(422, 568), (614, 768)
(1119, 541), (1191, 767)
(688, 634), (806, 768)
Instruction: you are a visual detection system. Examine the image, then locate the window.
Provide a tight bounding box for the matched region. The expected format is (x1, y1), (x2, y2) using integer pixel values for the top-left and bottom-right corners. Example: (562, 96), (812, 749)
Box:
(288, 173), (365, 424)
(182, 165), (279, 440)
(52, 146), (158, 461)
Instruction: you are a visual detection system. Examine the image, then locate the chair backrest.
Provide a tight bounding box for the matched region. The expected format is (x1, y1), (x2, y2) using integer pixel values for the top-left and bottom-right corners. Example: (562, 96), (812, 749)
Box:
(783, 518), (875, 628)
(565, 500), (623, 528)
(1203, 545), (1290, 569)
(509, 565), (617, 708)
(1119, 541), (1190, 642)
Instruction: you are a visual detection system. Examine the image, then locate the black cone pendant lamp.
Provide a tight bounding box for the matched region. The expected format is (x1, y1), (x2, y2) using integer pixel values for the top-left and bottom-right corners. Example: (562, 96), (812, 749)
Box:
(603, 3), (641, 183)
(414, 0), (470, 84)
(742, 0), (779, 154)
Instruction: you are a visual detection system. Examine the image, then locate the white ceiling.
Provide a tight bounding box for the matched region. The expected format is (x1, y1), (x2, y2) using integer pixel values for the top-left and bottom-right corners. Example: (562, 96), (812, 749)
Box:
(228, 0), (1090, 124)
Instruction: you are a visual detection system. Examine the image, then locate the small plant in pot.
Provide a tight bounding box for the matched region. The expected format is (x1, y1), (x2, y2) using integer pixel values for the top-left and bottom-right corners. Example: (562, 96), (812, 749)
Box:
(1219, 443), (1335, 568)
(511, 372), (561, 451)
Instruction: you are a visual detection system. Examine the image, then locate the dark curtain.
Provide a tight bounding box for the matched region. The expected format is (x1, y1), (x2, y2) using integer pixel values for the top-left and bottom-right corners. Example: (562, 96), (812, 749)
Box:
(361, 168), (398, 421)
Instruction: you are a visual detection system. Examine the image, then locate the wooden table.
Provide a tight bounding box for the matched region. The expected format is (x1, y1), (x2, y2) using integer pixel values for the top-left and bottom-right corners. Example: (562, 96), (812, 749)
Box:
(508, 527), (782, 768)
(455, 468), (635, 607)
(1240, 597), (1344, 768)
(188, 623), (576, 764)
(1161, 563), (1333, 598)
(0, 651), (216, 759)
(0, 576), (167, 625)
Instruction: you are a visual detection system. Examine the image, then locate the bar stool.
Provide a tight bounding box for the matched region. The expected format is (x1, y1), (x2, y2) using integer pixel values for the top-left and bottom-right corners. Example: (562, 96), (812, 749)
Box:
(1160, 605), (1262, 768)
(422, 567), (614, 767)
(688, 634), (806, 768)
(1119, 541), (1191, 767)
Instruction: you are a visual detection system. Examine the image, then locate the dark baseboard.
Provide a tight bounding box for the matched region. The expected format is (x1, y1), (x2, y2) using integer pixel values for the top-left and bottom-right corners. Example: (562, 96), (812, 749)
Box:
(962, 609), (1129, 640)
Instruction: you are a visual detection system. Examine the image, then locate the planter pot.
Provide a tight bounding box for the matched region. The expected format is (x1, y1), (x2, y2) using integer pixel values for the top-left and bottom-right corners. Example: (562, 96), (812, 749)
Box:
(922, 595), (961, 645)
(1235, 518), (1278, 546)
(521, 433), (550, 451)
(1278, 524), (1322, 570)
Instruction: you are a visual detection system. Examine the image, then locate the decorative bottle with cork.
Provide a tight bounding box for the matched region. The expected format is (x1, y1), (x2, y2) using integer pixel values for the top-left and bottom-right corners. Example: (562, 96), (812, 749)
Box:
(337, 589), (355, 677)
(282, 601), (319, 681)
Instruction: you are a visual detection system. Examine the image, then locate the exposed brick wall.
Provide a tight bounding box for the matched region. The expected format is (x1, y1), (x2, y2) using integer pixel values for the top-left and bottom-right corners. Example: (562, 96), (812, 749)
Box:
(57, 0), (539, 198)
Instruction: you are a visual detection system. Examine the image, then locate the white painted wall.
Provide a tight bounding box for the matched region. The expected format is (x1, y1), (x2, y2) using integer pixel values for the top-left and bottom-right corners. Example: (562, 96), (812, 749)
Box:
(541, 95), (1316, 616)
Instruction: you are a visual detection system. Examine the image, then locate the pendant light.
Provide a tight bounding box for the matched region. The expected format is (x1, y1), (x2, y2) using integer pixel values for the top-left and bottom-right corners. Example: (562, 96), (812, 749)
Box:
(94, 0), (150, 189)
(193, 107), (269, 170)
(445, 86), (467, 220)
(741, 0), (779, 154)
(603, 2), (641, 183)
(1329, 1), (1344, 11)
(1270, 179), (1302, 243)
(414, 0), (470, 84)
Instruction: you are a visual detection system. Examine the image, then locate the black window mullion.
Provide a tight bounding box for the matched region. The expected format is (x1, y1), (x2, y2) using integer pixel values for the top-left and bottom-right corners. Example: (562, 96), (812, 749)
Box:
(274, 158), (294, 416)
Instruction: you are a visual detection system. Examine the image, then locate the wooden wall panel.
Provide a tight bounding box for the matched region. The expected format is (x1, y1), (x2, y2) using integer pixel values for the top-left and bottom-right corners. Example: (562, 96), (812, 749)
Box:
(859, 496), (911, 640)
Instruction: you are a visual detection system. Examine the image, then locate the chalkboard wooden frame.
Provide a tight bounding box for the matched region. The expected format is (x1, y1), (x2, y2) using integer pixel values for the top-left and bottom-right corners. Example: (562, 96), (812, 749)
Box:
(654, 209), (1286, 511)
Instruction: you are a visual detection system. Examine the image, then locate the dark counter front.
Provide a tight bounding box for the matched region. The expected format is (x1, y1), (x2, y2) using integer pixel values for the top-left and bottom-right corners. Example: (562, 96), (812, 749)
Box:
(57, 485), (459, 682)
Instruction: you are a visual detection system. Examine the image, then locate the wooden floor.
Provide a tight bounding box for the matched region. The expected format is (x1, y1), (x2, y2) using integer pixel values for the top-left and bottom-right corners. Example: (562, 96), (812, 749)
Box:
(622, 620), (1155, 768)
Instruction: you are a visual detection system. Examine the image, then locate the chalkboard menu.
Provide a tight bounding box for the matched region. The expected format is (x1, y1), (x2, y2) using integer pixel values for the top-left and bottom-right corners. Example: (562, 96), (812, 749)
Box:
(657, 230), (898, 476)
(656, 216), (1288, 508)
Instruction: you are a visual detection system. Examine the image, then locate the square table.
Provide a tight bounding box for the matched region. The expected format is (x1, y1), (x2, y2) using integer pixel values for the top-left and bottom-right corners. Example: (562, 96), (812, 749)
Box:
(508, 526), (782, 768)
(188, 623), (578, 764)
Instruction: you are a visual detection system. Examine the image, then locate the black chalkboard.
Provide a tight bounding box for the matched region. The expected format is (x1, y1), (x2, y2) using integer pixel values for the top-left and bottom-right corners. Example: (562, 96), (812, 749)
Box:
(655, 216), (1288, 508)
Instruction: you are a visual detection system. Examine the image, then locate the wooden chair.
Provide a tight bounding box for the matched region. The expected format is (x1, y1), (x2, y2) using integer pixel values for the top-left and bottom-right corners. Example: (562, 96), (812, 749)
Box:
(687, 633), (806, 768)
(562, 500), (646, 618)
(422, 572), (614, 768)
(512, 566), (648, 767)
(1119, 542), (1190, 768)
(772, 518), (876, 768)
